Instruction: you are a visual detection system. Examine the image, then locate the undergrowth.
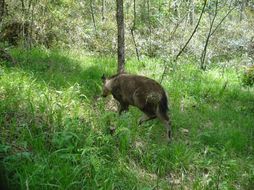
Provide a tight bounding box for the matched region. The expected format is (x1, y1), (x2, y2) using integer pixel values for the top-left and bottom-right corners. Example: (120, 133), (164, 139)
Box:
(0, 48), (253, 189)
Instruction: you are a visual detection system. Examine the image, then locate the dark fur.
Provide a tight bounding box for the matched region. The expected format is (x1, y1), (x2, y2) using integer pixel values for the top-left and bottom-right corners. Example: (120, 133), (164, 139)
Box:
(159, 91), (169, 113)
(102, 73), (172, 140)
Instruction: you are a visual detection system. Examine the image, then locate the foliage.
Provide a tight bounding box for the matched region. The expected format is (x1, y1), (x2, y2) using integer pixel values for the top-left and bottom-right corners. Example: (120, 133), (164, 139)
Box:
(242, 64), (254, 86)
(0, 48), (254, 189)
(0, 0), (254, 189)
(1, 0), (254, 62)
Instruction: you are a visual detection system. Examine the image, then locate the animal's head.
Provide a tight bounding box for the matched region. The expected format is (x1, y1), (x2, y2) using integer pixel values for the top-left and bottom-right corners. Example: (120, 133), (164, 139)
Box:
(101, 74), (112, 97)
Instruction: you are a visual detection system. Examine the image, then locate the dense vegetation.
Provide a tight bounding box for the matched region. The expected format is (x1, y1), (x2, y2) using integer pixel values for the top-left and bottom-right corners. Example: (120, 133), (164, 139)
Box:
(0, 48), (253, 189)
(0, 0), (254, 189)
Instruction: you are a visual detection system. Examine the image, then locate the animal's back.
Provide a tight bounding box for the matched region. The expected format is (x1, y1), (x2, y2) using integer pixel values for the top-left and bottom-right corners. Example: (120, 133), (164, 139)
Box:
(115, 74), (168, 113)
(117, 74), (163, 92)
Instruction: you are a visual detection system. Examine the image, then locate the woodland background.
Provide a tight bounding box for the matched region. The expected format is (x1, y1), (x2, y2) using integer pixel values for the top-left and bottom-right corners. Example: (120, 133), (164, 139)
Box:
(0, 0), (254, 189)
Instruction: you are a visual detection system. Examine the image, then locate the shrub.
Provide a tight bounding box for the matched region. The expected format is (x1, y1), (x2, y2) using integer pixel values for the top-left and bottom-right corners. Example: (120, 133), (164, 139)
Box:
(242, 64), (254, 86)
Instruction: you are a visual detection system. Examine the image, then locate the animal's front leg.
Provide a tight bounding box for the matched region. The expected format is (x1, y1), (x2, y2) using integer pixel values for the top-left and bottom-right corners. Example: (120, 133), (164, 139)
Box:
(118, 103), (129, 115)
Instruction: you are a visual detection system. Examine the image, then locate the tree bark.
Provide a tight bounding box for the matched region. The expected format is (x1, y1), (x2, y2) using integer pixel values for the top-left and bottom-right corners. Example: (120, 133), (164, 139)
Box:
(133, 0), (137, 28)
(131, 0), (140, 61)
(0, 0), (4, 23)
(0, 48), (17, 65)
(147, 0), (152, 56)
(28, 0), (36, 49)
(90, 0), (97, 31)
(200, 0), (218, 70)
(116, 0), (125, 73)
(189, 0), (194, 25)
(173, 0), (179, 18)
(101, 0), (105, 21)
(240, 0), (246, 21)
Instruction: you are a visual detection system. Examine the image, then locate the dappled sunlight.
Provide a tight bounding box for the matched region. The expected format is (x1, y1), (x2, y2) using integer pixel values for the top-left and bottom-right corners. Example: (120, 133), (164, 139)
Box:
(1, 48), (254, 189)
(1, 0), (254, 188)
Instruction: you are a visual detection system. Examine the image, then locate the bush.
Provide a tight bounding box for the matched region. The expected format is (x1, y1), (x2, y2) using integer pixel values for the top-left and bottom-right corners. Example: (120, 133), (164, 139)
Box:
(242, 64), (254, 86)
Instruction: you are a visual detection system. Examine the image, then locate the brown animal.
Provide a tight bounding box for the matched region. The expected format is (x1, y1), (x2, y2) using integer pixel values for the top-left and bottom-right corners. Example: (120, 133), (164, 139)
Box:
(101, 73), (172, 140)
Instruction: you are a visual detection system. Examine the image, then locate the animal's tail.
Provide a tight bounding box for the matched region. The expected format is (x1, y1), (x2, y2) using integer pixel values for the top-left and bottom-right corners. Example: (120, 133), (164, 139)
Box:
(159, 91), (168, 114)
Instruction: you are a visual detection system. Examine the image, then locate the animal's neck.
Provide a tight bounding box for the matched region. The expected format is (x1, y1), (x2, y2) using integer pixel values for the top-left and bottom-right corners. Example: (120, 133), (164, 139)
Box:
(105, 78), (114, 91)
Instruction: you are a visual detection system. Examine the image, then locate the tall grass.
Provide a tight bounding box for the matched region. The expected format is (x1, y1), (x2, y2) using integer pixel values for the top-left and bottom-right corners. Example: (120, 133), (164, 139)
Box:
(0, 48), (253, 189)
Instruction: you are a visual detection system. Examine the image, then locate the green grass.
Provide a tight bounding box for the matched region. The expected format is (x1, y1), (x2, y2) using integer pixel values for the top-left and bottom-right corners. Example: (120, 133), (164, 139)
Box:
(0, 48), (254, 189)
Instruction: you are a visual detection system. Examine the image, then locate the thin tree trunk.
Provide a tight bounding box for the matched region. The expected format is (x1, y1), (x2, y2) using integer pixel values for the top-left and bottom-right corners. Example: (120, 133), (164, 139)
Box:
(240, 0), (246, 21)
(28, 0), (32, 11)
(210, 6), (235, 37)
(20, 0), (25, 12)
(131, 29), (140, 61)
(20, 0), (32, 48)
(116, 0), (125, 73)
(147, 0), (152, 56)
(160, 0), (207, 83)
(26, 0), (32, 49)
(189, 0), (194, 25)
(169, 12), (189, 42)
(28, 0), (36, 49)
(20, 0), (26, 47)
(200, 1), (235, 70)
(173, 0), (179, 18)
(101, 0), (105, 21)
(0, 0), (4, 23)
(131, 0), (140, 61)
(133, 0), (137, 28)
(90, 0), (97, 31)
(175, 0), (207, 61)
(200, 0), (218, 70)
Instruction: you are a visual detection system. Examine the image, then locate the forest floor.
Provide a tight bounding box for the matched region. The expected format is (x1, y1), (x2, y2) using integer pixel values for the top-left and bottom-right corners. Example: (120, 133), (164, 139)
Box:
(0, 48), (254, 189)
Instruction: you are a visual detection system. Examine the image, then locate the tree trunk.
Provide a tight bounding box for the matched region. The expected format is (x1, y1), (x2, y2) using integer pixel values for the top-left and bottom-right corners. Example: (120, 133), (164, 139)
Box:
(90, 0), (97, 31)
(189, 0), (194, 25)
(131, 0), (140, 61)
(173, 0), (179, 18)
(200, 1), (235, 70)
(19, 0), (29, 48)
(101, 0), (105, 21)
(133, 0), (137, 26)
(116, 0), (125, 73)
(175, 0), (207, 61)
(0, 0), (4, 23)
(28, 0), (36, 49)
(240, 0), (246, 21)
(147, 0), (152, 56)
(200, 0), (218, 70)
(160, 0), (207, 83)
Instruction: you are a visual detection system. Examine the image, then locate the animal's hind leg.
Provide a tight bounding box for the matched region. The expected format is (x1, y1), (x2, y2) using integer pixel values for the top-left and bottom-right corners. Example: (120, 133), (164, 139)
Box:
(138, 113), (156, 126)
(156, 108), (172, 141)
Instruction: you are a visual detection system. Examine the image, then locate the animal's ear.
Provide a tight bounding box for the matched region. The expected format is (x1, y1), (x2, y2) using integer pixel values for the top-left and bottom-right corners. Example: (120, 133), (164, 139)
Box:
(101, 74), (106, 82)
